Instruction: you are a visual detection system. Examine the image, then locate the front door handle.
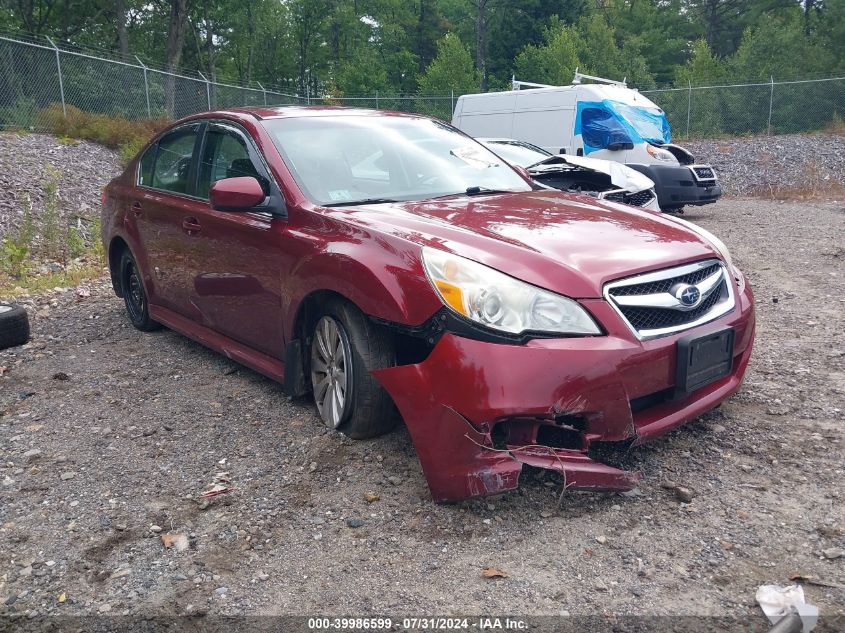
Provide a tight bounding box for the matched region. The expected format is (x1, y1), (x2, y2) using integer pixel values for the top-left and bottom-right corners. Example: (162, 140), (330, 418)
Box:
(182, 217), (202, 235)
(131, 201), (143, 217)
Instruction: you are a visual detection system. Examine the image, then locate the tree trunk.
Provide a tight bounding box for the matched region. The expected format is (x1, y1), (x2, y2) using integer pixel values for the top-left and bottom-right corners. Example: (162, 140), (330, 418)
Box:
(245, 2), (255, 85)
(116, 0), (129, 61)
(165, 0), (191, 117)
(475, 0), (488, 92)
(18, 0), (57, 34)
(204, 0), (216, 107)
(803, 0), (815, 34)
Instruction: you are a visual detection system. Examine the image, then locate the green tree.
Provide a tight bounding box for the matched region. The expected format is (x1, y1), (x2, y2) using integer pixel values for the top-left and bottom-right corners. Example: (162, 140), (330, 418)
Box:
(418, 33), (479, 95)
(674, 39), (729, 136)
(512, 21), (580, 86)
(335, 45), (391, 96)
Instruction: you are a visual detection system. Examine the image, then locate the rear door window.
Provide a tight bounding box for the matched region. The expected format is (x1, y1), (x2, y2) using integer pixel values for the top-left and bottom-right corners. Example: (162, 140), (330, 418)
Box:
(149, 125), (200, 195)
(138, 144), (156, 186)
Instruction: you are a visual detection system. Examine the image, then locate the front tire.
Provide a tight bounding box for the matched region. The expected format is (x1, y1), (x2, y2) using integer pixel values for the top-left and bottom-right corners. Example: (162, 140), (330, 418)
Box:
(310, 300), (397, 439)
(119, 250), (160, 332)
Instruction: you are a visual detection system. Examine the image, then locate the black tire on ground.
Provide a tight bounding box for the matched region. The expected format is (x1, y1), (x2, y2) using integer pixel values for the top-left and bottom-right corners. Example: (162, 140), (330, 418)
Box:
(119, 249), (161, 332)
(0, 304), (30, 350)
(310, 299), (398, 440)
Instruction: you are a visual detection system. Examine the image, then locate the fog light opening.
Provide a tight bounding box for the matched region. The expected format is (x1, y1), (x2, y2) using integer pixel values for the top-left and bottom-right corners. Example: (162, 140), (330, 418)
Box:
(536, 424), (585, 451)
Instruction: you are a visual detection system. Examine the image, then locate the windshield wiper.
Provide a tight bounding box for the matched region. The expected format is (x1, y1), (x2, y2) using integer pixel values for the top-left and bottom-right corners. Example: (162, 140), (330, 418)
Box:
(464, 186), (513, 196)
(322, 197), (400, 207)
(428, 187), (519, 201)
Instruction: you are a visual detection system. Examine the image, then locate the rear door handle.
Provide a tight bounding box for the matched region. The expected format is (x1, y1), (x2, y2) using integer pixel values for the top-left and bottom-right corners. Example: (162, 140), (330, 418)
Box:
(182, 217), (202, 234)
(131, 201), (143, 217)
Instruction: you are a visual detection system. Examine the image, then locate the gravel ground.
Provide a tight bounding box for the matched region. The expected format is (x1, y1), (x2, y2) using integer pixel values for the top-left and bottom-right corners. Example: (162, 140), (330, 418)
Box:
(0, 133), (120, 239)
(0, 198), (843, 629)
(685, 133), (845, 197)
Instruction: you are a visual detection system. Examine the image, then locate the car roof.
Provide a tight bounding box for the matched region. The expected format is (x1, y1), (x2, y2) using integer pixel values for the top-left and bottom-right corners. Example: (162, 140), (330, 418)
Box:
(477, 138), (551, 154)
(217, 105), (426, 121)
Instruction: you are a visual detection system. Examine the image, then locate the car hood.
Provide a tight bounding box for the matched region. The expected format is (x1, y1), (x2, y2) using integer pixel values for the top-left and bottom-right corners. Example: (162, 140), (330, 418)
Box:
(529, 155), (655, 193)
(325, 190), (720, 299)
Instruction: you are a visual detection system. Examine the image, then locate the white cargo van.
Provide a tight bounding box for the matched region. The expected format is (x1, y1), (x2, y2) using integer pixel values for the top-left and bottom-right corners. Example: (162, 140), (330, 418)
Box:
(452, 74), (721, 212)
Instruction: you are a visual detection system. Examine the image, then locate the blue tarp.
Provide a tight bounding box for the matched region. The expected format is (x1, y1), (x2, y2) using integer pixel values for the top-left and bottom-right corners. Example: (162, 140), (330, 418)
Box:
(574, 100), (671, 154)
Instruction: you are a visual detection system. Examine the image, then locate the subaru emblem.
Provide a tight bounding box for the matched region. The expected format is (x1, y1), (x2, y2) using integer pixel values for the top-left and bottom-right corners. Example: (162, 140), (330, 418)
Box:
(675, 284), (701, 307)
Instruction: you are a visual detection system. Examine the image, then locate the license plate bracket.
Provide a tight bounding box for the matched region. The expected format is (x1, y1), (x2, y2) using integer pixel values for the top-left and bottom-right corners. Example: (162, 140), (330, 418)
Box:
(675, 327), (735, 396)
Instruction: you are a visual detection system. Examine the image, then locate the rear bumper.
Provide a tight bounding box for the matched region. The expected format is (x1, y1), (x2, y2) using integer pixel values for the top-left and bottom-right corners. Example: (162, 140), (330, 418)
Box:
(373, 277), (755, 503)
(628, 164), (722, 209)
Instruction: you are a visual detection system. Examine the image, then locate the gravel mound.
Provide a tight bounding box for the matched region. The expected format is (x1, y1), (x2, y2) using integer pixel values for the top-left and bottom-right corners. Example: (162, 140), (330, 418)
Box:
(685, 132), (845, 197)
(0, 133), (120, 240)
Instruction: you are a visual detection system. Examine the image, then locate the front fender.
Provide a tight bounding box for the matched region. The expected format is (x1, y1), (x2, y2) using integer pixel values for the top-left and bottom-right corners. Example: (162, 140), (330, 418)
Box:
(282, 232), (443, 335)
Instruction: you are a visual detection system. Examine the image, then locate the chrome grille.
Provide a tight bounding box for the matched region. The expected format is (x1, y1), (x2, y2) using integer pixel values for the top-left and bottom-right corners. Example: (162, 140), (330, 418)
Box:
(602, 189), (655, 208)
(690, 165), (717, 183)
(604, 260), (736, 340)
(610, 263), (720, 296)
(625, 190), (656, 207)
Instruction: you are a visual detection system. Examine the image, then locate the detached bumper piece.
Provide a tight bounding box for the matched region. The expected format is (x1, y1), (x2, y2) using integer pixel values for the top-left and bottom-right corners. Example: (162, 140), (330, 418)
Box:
(371, 279), (754, 502)
(368, 367), (642, 502)
(629, 164), (722, 209)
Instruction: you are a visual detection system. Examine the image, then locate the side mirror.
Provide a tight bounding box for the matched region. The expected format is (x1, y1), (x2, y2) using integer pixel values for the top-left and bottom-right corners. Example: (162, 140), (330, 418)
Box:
(512, 165), (534, 182)
(210, 176), (266, 212)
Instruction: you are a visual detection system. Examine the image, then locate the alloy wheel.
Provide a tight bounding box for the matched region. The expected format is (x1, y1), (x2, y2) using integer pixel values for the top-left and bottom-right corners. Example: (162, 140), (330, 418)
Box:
(311, 316), (352, 429)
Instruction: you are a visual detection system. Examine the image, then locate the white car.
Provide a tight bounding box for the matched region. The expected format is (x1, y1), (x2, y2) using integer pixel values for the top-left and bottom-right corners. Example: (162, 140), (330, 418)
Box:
(478, 138), (661, 211)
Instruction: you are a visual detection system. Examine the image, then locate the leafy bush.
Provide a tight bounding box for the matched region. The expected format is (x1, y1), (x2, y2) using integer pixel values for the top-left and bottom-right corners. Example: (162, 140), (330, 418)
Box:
(118, 135), (149, 165)
(40, 165), (62, 260)
(88, 217), (105, 265)
(67, 224), (87, 259)
(36, 104), (168, 165)
(0, 198), (36, 280)
(0, 176), (108, 290)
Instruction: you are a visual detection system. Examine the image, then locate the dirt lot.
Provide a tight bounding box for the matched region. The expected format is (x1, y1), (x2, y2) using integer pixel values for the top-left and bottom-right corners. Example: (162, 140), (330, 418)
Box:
(1, 198), (844, 629)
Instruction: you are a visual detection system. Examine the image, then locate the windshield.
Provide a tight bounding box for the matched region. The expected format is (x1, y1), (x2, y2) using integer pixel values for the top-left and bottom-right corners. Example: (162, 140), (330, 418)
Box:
(483, 141), (551, 168)
(611, 103), (671, 144)
(262, 116), (532, 206)
(575, 99), (671, 154)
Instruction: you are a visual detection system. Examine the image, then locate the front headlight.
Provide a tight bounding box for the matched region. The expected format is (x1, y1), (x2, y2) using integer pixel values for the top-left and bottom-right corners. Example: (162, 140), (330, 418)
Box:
(646, 144), (676, 163)
(669, 216), (734, 269)
(421, 247), (601, 336)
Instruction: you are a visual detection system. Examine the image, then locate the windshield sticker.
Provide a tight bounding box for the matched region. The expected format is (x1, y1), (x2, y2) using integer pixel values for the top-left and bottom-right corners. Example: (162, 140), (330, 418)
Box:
(450, 147), (500, 170)
(327, 189), (352, 201)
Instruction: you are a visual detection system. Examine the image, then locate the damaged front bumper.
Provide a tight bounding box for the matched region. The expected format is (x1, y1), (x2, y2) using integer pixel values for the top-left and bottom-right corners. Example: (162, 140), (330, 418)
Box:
(372, 281), (755, 503)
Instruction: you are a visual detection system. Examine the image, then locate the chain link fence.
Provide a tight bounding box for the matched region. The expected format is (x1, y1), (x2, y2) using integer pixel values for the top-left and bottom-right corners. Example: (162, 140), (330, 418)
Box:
(0, 32), (307, 128)
(641, 77), (845, 139)
(1, 32), (843, 139)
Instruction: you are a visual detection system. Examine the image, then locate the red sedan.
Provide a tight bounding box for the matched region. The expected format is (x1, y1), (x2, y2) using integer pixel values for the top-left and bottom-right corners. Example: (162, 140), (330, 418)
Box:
(101, 107), (755, 502)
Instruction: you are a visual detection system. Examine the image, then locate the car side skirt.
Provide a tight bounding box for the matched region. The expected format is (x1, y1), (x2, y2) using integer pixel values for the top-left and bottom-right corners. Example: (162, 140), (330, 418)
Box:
(149, 304), (285, 384)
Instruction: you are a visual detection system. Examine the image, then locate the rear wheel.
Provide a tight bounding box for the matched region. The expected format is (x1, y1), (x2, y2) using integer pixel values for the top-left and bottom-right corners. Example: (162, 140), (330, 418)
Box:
(310, 300), (397, 439)
(120, 250), (160, 332)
